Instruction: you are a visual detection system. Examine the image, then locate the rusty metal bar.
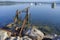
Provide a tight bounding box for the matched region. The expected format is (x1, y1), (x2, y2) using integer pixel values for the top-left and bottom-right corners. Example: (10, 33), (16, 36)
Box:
(19, 8), (29, 37)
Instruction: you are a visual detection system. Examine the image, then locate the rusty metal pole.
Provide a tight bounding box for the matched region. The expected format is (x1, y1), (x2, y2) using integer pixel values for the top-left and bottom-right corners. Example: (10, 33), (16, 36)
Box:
(19, 8), (29, 37)
(14, 10), (21, 25)
(14, 10), (19, 24)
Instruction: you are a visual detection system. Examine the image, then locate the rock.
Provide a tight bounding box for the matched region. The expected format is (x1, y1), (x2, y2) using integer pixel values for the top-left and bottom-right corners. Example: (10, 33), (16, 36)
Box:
(7, 23), (16, 28)
(22, 36), (32, 40)
(52, 36), (60, 40)
(0, 30), (9, 40)
(25, 27), (44, 40)
(0, 26), (44, 40)
(32, 27), (44, 40)
(42, 38), (52, 40)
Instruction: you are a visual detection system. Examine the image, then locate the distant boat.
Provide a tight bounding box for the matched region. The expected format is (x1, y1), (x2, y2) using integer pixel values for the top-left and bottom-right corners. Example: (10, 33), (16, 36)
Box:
(51, 2), (56, 9)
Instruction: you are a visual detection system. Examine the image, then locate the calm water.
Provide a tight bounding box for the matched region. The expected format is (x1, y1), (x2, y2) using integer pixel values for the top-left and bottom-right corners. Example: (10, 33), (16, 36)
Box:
(0, 3), (60, 28)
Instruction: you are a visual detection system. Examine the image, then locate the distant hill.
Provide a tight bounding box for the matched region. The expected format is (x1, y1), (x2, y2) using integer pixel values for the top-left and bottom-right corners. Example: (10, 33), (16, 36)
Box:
(0, 1), (19, 5)
(0, 1), (60, 4)
(0, 1), (17, 3)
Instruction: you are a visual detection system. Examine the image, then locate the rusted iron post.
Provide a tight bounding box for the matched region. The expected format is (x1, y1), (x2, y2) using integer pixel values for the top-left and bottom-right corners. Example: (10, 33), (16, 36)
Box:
(19, 8), (29, 37)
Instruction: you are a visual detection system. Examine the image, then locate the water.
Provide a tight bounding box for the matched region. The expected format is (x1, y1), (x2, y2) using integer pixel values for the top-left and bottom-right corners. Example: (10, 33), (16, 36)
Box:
(0, 3), (60, 33)
(0, 4), (30, 27)
(31, 4), (60, 26)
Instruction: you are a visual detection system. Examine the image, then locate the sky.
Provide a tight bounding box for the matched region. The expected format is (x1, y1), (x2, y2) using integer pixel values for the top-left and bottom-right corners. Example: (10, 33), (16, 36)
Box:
(0, 0), (60, 2)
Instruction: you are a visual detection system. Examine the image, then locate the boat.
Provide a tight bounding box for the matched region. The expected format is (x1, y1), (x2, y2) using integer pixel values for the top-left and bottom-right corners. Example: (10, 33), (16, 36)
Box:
(51, 2), (56, 9)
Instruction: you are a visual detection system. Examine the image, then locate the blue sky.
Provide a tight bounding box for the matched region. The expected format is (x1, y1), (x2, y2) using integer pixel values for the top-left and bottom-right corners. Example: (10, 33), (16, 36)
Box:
(0, 0), (60, 2)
